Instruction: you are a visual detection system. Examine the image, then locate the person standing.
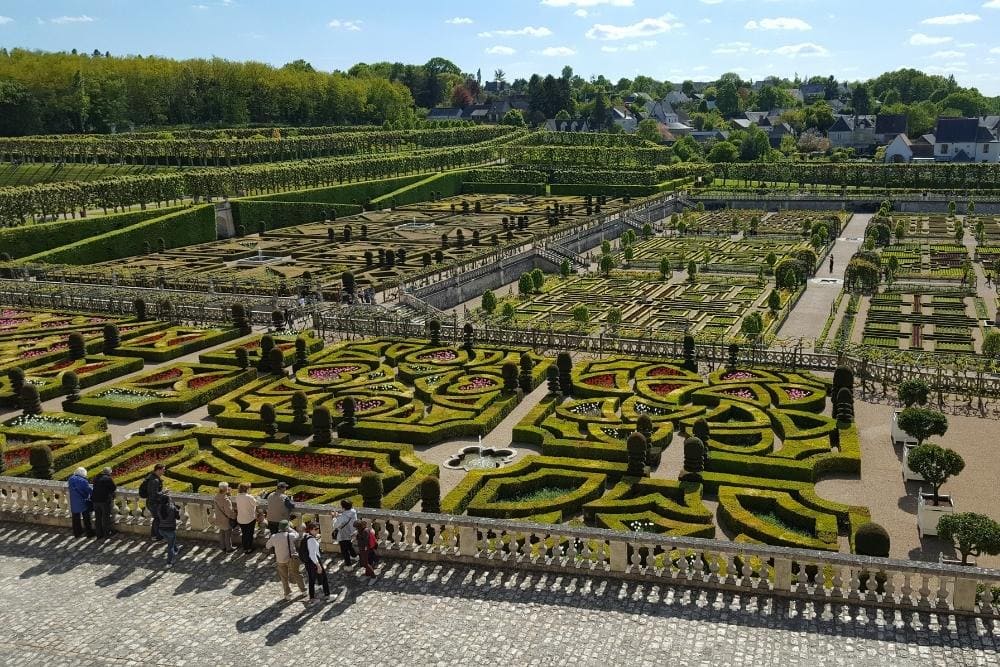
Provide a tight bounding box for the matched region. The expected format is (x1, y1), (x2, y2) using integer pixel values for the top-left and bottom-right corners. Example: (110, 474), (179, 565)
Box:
(829, 255), (834, 273)
(213, 482), (237, 553)
(141, 464), (167, 540)
(266, 520), (306, 600)
(158, 491), (181, 567)
(332, 500), (358, 567)
(234, 483), (258, 555)
(91, 467), (117, 539)
(300, 522), (330, 604)
(265, 482), (295, 535)
(354, 519), (377, 582)
(67, 467), (95, 538)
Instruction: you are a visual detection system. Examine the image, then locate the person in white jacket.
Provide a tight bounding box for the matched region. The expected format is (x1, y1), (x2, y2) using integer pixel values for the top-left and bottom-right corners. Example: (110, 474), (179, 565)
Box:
(332, 499), (358, 567)
(302, 522), (330, 604)
(234, 483), (259, 555)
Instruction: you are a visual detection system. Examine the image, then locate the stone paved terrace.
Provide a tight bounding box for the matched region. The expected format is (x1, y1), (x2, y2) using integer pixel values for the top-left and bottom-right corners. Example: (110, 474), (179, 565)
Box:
(0, 524), (997, 666)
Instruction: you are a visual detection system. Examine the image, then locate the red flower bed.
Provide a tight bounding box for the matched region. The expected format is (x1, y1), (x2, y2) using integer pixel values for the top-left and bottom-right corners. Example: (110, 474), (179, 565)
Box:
(191, 461), (226, 475)
(417, 350), (458, 362)
(0, 318), (30, 329)
(132, 332), (167, 346)
(166, 334), (203, 347)
(48, 359), (76, 371)
(248, 449), (372, 477)
(141, 368), (183, 383)
(112, 446), (184, 477)
(649, 366), (683, 377)
(42, 320), (71, 329)
(76, 362), (109, 375)
(584, 373), (616, 388)
(18, 349), (47, 359)
(188, 374), (226, 390)
(650, 383), (682, 396)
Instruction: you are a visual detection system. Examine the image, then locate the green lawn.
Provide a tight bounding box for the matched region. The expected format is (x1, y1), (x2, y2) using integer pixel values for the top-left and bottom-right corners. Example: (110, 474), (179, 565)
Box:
(0, 162), (172, 187)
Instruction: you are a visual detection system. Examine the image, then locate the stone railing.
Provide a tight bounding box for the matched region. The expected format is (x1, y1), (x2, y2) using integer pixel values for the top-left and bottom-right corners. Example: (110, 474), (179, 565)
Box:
(1, 477), (997, 617)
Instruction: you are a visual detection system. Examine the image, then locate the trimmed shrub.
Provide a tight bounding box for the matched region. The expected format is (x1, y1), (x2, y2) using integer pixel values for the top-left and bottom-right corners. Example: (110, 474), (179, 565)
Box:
(897, 407), (947, 446)
(462, 323), (474, 355)
(257, 335), (275, 371)
(235, 347), (250, 370)
(556, 352), (573, 396)
(271, 310), (285, 330)
(854, 522), (890, 557)
(231, 303), (251, 335)
(682, 436), (705, 482)
(102, 324), (120, 354)
(291, 391), (308, 424)
(68, 332), (86, 361)
(501, 362), (519, 394)
(833, 366), (853, 396)
(518, 353), (534, 393)
(268, 347), (286, 375)
(260, 402), (277, 437)
(626, 432), (648, 477)
(907, 444), (964, 506)
(898, 379), (930, 408)
(7, 368), (25, 396)
(420, 476), (441, 514)
(312, 406), (333, 446)
(20, 385), (41, 415)
(728, 343), (738, 369)
(361, 472), (384, 509)
(62, 371), (80, 402)
(339, 396), (357, 437)
(294, 337), (308, 370)
(546, 365), (560, 394)
(835, 387), (854, 424)
(428, 319), (441, 347)
(134, 298), (147, 321)
(29, 444), (53, 480)
(937, 512), (1000, 565)
(683, 335), (696, 372)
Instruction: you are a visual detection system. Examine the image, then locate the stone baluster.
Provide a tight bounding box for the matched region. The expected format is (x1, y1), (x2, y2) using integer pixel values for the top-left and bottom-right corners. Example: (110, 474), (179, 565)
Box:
(723, 553), (741, 588)
(629, 543), (641, 570)
(935, 575), (950, 610)
(707, 551), (721, 585)
(847, 568), (862, 602)
(917, 574), (932, 609)
(882, 571), (896, 604)
(830, 564), (844, 598)
(900, 573), (914, 607)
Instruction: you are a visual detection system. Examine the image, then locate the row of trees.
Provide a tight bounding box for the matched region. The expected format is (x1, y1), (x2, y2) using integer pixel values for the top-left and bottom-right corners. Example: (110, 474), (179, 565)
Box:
(713, 163), (1000, 190)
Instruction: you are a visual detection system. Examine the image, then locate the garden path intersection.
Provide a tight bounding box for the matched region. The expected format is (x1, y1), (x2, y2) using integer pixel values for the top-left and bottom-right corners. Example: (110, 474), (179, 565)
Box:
(0, 524), (996, 666)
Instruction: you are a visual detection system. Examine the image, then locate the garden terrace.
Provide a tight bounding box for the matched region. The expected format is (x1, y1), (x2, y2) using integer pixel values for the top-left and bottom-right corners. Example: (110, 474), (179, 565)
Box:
(208, 338), (550, 446)
(859, 289), (981, 354)
(504, 275), (787, 341)
(667, 210), (763, 235)
(45, 194), (631, 295)
(757, 210), (846, 239)
(620, 237), (815, 275)
(881, 214), (962, 240)
(489, 358), (868, 552)
(881, 242), (970, 282)
(0, 162), (170, 188)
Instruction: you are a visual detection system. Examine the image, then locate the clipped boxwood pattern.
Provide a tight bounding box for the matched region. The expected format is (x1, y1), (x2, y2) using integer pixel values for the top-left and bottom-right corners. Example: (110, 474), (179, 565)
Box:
(0, 354), (144, 405)
(111, 325), (242, 363)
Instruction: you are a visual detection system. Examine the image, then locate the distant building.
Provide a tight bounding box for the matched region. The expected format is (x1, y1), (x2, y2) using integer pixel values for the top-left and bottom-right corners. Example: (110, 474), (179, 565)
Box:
(883, 134), (935, 163)
(875, 114), (908, 145)
(611, 106), (638, 133)
(643, 99), (680, 125)
(544, 118), (591, 132)
(933, 117), (999, 163)
(665, 90), (691, 106)
(799, 83), (826, 101)
(827, 115), (876, 153)
(426, 108), (465, 121)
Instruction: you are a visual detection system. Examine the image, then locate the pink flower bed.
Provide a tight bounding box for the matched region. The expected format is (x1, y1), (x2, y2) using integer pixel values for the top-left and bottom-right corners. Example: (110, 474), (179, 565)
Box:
(458, 377), (497, 391)
(786, 388), (813, 400)
(0, 318), (30, 329)
(584, 374), (616, 388)
(42, 320), (71, 329)
(308, 366), (360, 381)
(335, 398), (384, 413)
(722, 371), (756, 381)
(417, 350), (458, 362)
(721, 388), (755, 400)
(649, 366), (683, 378)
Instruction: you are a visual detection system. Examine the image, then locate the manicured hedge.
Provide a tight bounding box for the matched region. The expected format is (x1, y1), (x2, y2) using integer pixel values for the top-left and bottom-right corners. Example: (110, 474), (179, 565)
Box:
(22, 205), (215, 265)
(461, 182), (547, 195)
(0, 354), (144, 406)
(111, 326), (243, 363)
(467, 469), (606, 520)
(369, 170), (466, 208)
(717, 486), (839, 551)
(241, 173), (429, 205)
(231, 201), (362, 233)
(0, 205), (184, 259)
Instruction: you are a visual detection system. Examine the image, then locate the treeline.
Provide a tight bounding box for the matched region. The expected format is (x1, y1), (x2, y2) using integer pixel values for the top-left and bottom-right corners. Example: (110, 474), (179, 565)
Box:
(0, 49), (417, 135)
(0, 126), (515, 166)
(713, 163), (1000, 190)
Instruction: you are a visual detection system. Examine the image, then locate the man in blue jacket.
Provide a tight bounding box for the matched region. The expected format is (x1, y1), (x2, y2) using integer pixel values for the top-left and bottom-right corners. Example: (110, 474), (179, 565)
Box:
(67, 467), (95, 538)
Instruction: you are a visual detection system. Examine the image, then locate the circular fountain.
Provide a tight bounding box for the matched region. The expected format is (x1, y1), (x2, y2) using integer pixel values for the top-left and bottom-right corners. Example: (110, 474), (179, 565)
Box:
(126, 413), (201, 439)
(445, 445), (517, 471)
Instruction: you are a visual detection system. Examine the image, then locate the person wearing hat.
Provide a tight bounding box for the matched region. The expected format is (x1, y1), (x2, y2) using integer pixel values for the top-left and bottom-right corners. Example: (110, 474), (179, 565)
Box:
(67, 467), (95, 538)
(265, 481), (295, 536)
(91, 467), (117, 539)
(265, 519), (306, 600)
(213, 482), (237, 553)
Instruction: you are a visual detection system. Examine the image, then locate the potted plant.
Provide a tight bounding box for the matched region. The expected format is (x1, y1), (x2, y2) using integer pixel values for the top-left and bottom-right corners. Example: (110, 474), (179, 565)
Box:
(936, 512), (1000, 566)
(892, 379), (929, 446)
(907, 443), (964, 537)
(897, 407), (948, 481)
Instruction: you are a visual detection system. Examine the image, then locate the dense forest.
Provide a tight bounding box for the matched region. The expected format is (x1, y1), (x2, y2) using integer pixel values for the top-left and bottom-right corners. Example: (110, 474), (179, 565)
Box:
(0, 48), (998, 138)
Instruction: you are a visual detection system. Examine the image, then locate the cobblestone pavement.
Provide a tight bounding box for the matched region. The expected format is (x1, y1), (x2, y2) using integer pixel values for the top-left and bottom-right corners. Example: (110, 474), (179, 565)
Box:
(0, 524), (997, 666)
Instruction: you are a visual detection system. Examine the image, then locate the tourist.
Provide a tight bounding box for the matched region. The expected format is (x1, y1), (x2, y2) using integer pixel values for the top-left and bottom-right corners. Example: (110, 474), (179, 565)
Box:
(265, 519), (306, 600)
(91, 467), (117, 539)
(140, 464), (167, 540)
(234, 482), (259, 554)
(300, 521), (330, 604)
(213, 482), (237, 553)
(67, 467), (95, 538)
(829, 256), (834, 273)
(354, 519), (378, 582)
(332, 499), (358, 567)
(157, 490), (182, 567)
(265, 482), (295, 535)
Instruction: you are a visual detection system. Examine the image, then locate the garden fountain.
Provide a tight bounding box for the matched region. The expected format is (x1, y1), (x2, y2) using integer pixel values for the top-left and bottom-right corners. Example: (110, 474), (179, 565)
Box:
(126, 413), (201, 439)
(445, 445), (517, 471)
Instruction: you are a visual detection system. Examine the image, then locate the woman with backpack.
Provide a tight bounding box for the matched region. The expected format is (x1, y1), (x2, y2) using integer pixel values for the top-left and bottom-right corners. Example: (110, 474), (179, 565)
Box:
(299, 522), (330, 604)
(353, 519), (379, 582)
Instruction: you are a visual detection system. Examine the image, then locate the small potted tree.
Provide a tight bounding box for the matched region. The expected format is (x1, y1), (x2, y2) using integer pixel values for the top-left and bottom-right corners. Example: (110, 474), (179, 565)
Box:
(907, 444), (964, 537)
(892, 379), (929, 446)
(936, 512), (1000, 566)
(897, 407), (948, 481)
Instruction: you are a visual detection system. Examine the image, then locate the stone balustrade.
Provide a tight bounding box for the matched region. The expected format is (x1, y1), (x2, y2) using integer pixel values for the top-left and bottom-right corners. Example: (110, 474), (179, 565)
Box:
(1, 476), (998, 618)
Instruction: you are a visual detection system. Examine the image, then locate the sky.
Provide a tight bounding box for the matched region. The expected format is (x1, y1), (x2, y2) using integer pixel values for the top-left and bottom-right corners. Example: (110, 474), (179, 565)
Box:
(1, 0), (999, 94)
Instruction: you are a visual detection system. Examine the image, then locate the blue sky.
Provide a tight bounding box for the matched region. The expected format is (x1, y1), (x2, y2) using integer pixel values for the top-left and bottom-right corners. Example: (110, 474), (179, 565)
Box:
(1, 0), (999, 93)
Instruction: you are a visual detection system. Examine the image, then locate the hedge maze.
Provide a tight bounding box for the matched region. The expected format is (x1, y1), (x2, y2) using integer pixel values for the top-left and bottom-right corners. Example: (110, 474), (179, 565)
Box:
(464, 358), (870, 550)
(861, 290), (979, 353)
(622, 237), (815, 275)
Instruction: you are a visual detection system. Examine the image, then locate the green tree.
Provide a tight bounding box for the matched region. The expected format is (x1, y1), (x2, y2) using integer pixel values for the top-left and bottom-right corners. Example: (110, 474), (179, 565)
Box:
(518, 272), (534, 296)
(636, 118), (661, 143)
(481, 290), (497, 315)
(897, 407), (948, 446)
(599, 254), (615, 276)
(559, 259), (571, 279)
(572, 304), (590, 325)
(906, 444), (964, 506)
(767, 290), (781, 313)
(500, 109), (526, 127)
(659, 256), (672, 280)
(937, 513), (1000, 565)
(530, 268), (545, 292)
(501, 302), (516, 318)
(898, 379), (930, 407)
(606, 307), (622, 327)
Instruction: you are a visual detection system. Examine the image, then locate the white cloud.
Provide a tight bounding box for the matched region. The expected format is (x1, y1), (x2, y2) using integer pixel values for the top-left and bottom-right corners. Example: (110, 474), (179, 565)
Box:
(574, 9), (588, 17)
(909, 33), (952, 46)
(772, 42), (829, 58)
(328, 19), (362, 31)
(539, 46), (577, 56)
(991, 47), (1000, 54)
(926, 64), (967, 74)
(698, 18), (712, 24)
(928, 50), (965, 59)
(485, 45), (516, 55)
(700, 0), (723, 4)
(745, 17), (811, 31)
(712, 41), (752, 54)
(0, 16), (12, 24)
(601, 40), (657, 53)
(586, 14), (681, 40)
(478, 26), (552, 38)
(985, 0), (1000, 8)
(446, 17), (473, 25)
(541, 0), (633, 6)
(50, 15), (95, 24)
(921, 13), (980, 25)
